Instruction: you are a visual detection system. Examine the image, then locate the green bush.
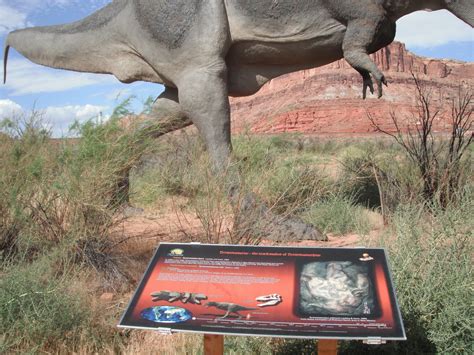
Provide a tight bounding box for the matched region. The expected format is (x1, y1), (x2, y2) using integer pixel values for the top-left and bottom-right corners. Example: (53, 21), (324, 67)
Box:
(233, 134), (279, 174)
(341, 189), (473, 354)
(0, 104), (152, 280)
(271, 339), (317, 354)
(224, 336), (272, 354)
(0, 255), (88, 352)
(153, 134), (207, 197)
(0, 114), (60, 260)
(387, 195), (473, 353)
(302, 194), (371, 235)
(262, 164), (332, 214)
(338, 145), (427, 223)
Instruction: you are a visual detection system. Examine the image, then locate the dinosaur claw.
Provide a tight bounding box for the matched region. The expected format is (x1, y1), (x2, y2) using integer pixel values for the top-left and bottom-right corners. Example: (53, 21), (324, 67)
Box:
(362, 82), (374, 99)
(361, 72), (375, 99)
(378, 76), (387, 97)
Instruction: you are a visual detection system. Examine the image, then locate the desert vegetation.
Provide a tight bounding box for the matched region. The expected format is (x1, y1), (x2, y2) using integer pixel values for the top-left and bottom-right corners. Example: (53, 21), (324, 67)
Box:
(0, 90), (472, 354)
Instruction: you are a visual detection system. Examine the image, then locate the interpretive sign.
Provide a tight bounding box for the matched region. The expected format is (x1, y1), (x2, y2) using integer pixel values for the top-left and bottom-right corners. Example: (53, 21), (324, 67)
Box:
(119, 243), (405, 341)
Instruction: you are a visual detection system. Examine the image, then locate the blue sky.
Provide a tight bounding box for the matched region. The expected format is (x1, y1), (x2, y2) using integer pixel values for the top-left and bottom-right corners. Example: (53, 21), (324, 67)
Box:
(0, 0), (473, 136)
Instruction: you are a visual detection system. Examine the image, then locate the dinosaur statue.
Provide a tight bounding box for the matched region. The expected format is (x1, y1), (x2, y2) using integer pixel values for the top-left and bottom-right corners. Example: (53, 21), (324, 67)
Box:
(4, 0), (473, 241)
(205, 301), (257, 319)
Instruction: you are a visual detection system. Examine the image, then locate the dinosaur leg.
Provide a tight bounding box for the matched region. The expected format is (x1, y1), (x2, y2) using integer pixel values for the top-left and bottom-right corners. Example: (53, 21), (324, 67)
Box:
(233, 311), (243, 319)
(342, 16), (395, 98)
(113, 87), (192, 212)
(178, 63), (232, 172)
(221, 310), (231, 319)
(176, 61), (325, 242)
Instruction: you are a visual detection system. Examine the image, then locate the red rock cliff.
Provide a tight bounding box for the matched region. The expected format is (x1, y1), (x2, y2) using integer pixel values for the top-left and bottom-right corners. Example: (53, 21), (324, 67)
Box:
(230, 42), (473, 135)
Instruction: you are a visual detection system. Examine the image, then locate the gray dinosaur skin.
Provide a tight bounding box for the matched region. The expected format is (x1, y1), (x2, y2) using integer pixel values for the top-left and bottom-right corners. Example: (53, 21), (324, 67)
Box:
(4, 0), (473, 241)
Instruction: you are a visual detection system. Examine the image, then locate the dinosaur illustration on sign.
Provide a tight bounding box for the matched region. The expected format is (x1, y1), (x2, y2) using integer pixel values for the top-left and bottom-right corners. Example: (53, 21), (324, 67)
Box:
(151, 290), (208, 304)
(205, 301), (257, 319)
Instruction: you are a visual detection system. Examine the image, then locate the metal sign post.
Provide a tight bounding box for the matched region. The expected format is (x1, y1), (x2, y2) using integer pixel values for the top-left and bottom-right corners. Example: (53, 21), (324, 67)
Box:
(203, 336), (338, 355)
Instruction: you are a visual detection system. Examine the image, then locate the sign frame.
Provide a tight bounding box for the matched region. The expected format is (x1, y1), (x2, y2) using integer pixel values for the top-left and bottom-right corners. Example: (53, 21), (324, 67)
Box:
(119, 243), (406, 341)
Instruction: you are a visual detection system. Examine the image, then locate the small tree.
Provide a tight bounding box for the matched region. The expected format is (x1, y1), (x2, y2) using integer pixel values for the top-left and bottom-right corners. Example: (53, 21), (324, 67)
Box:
(368, 75), (472, 207)
(0, 108), (51, 144)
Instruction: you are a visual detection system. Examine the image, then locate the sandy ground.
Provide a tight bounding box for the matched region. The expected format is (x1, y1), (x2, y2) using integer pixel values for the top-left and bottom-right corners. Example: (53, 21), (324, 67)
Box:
(113, 203), (384, 262)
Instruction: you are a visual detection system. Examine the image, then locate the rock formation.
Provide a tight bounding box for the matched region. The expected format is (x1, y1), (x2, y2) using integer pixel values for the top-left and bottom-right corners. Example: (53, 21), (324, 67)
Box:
(230, 42), (473, 135)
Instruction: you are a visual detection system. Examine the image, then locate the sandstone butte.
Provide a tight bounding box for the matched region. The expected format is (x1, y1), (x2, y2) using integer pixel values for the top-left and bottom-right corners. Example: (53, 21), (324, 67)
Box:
(229, 41), (473, 136)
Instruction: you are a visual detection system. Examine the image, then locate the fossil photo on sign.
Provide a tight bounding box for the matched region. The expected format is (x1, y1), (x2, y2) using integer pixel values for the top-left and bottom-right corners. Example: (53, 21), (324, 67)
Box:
(298, 261), (377, 317)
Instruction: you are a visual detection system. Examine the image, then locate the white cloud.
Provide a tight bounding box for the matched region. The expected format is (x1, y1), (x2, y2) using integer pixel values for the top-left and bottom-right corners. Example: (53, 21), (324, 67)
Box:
(0, 3), (31, 35)
(0, 99), (108, 137)
(44, 103), (108, 136)
(0, 1), (112, 37)
(4, 58), (117, 96)
(0, 98), (23, 117)
(396, 10), (474, 47)
(3, 0), (111, 14)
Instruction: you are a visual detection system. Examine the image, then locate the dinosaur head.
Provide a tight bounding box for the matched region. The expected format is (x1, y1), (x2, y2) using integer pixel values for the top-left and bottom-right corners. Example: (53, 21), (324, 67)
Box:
(442, 0), (474, 27)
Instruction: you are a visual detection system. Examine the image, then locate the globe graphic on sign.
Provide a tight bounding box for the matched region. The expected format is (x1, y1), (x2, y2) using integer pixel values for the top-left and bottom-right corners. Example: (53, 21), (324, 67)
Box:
(140, 306), (192, 323)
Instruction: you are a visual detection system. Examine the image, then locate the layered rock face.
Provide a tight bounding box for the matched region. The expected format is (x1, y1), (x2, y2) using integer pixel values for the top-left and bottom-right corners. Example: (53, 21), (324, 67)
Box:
(230, 42), (473, 135)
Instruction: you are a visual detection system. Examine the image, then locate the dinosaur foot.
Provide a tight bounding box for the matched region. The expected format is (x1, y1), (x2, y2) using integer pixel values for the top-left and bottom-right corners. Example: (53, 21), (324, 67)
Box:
(233, 193), (326, 242)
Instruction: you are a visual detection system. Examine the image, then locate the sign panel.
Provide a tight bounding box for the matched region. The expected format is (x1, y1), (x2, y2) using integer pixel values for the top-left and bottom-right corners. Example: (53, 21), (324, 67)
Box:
(119, 243), (405, 340)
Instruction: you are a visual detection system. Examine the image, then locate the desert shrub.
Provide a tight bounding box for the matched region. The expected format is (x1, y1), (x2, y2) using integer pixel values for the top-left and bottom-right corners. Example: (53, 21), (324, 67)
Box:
(131, 132), (207, 201)
(188, 159), (235, 244)
(262, 164), (332, 215)
(130, 168), (167, 205)
(225, 336), (272, 354)
(341, 189), (473, 354)
(368, 78), (473, 208)
(388, 194), (473, 353)
(338, 147), (382, 209)
(270, 339), (317, 354)
(0, 255), (88, 352)
(302, 194), (371, 236)
(0, 111), (59, 260)
(155, 133), (207, 197)
(339, 143), (432, 225)
(0, 101), (155, 281)
(0, 102), (161, 352)
(268, 133), (298, 150)
(233, 134), (335, 213)
(233, 134), (280, 174)
(300, 137), (342, 155)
